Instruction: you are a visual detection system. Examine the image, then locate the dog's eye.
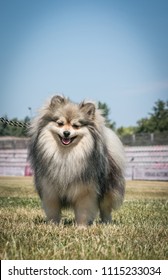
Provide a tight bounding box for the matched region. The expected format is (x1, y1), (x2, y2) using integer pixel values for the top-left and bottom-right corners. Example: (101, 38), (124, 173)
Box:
(72, 124), (80, 129)
(57, 122), (64, 127)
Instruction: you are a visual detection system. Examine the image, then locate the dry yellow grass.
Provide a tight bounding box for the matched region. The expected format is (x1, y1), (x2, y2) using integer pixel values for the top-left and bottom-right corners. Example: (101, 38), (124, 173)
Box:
(0, 177), (168, 260)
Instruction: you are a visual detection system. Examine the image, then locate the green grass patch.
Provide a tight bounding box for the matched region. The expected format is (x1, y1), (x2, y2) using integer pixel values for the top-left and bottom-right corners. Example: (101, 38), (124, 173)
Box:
(0, 177), (168, 260)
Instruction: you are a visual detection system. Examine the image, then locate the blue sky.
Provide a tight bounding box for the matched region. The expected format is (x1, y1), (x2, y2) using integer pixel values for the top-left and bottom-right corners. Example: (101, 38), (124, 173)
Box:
(0, 0), (168, 127)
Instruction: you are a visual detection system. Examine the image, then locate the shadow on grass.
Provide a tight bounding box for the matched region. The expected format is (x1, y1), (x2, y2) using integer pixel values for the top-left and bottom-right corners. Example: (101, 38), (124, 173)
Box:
(33, 215), (121, 227)
(33, 216), (75, 226)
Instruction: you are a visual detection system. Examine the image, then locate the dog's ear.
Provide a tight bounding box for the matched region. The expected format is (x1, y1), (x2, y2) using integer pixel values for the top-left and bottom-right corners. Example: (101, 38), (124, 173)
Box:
(50, 95), (65, 109)
(79, 102), (95, 120)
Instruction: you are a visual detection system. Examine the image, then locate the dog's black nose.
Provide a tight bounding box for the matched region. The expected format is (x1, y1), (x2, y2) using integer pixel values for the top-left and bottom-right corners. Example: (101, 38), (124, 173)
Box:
(63, 131), (70, 138)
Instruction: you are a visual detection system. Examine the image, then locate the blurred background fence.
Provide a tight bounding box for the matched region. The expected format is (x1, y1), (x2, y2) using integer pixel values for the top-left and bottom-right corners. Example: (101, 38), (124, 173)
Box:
(0, 134), (168, 180)
(121, 132), (168, 146)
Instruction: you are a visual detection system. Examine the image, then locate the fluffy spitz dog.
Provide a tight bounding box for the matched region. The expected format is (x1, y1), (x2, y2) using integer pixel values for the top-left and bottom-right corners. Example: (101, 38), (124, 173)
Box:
(29, 95), (125, 226)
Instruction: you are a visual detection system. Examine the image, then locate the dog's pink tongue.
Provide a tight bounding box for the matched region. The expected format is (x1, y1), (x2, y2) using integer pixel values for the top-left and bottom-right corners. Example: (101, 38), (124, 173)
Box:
(62, 138), (71, 145)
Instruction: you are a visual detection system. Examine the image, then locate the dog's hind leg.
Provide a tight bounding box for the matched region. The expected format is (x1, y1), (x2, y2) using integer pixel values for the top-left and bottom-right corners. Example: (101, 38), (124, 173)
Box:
(99, 185), (125, 223)
(99, 192), (113, 223)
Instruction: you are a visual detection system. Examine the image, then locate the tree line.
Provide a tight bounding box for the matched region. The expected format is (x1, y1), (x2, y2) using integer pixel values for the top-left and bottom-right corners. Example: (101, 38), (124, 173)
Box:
(99, 99), (168, 136)
(0, 99), (168, 137)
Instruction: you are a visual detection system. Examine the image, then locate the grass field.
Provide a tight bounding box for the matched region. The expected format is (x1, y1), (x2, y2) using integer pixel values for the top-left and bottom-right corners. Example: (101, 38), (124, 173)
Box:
(0, 177), (168, 260)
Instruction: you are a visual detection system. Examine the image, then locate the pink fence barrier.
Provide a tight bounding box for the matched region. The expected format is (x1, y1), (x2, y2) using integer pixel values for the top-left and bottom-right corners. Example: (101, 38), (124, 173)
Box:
(125, 146), (168, 180)
(24, 164), (33, 176)
(0, 146), (168, 180)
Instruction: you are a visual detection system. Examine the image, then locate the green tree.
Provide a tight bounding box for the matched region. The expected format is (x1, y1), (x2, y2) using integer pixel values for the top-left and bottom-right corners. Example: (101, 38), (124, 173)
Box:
(117, 126), (135, 136)
(136, 99), (168, 133)
(98, 101), (116, 130)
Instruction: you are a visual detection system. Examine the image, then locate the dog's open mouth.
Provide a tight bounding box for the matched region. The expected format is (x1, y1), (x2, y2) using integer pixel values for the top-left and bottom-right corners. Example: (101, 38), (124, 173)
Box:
(58, 135), (77, 145)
